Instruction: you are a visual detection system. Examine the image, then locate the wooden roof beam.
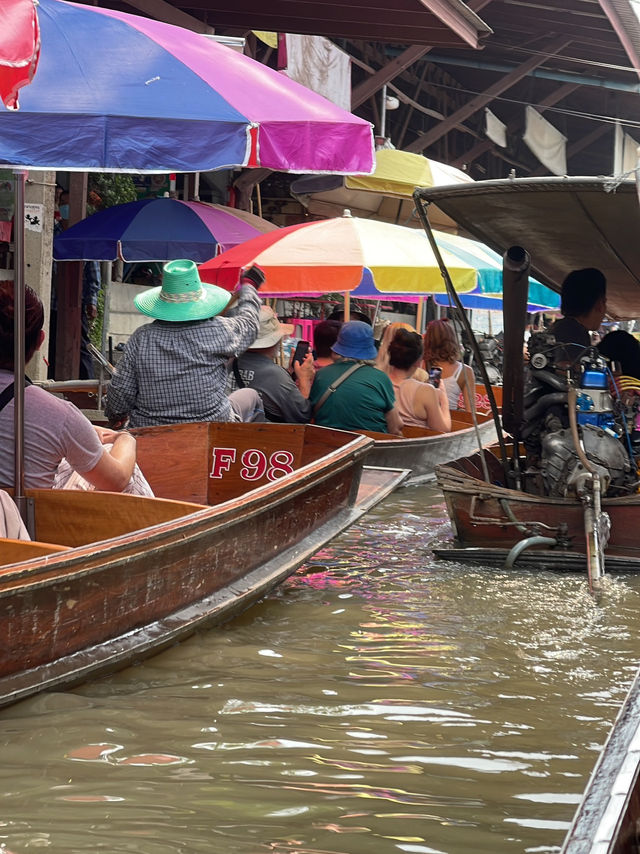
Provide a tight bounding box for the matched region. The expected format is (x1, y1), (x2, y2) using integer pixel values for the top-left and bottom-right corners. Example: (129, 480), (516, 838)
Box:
(117, 0), (215, 33)
(351, 46), (432, 110)
(405, 35), (573, 154)
(349, 54), (445, 122)
(350, 1), (495, 110)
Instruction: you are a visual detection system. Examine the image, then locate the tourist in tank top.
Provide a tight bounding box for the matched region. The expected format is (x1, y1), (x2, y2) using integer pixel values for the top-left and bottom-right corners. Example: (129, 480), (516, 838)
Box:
(423, 319), (476, 413)
(386, 329), (451, 432)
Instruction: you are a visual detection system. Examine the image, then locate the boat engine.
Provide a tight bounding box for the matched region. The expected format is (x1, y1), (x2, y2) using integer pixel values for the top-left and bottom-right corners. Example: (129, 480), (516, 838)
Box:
(522, 333), (636, 497)
(461, 330), (504, 385)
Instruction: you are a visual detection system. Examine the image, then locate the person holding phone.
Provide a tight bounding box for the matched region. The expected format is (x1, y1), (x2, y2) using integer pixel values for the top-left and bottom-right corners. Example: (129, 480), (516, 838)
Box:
(105, 260), (265, 427)
(228, 307), (315, 424)
(423, 319), (476, 413)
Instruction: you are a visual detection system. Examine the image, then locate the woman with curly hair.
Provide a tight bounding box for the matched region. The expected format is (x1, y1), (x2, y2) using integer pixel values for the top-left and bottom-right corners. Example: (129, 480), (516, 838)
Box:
(423, 318), (476, 412)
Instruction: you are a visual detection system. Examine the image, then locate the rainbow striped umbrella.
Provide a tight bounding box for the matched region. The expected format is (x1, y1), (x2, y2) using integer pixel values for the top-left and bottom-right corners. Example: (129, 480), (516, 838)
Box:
(199, 215), (478, 295)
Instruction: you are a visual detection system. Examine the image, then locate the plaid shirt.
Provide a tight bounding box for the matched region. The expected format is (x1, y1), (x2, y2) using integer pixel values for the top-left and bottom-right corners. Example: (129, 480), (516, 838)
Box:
(105, 285), (261, 427)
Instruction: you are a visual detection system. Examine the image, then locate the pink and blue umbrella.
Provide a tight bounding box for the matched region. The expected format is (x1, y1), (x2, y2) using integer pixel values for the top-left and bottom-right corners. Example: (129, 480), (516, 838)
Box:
(52, 198), (278, 263)
(0, 0), (374, 175)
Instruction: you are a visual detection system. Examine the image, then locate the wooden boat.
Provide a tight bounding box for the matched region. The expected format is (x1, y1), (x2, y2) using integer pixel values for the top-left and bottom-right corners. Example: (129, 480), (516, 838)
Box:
(561, 661), (640, 853)
(360, 409), (498, 484)
(0, 421), (407, 708)
(414, 176), (640, 574)
(37, 379), (501, 484)
(432, 447), (640, 572)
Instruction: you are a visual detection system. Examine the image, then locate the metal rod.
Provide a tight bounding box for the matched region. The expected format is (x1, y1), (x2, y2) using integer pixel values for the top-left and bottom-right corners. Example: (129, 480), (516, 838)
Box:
(380, 84), (387, 139)
(567, 385), (606, 588)
(13, 169), (28, 518)
(505, 535), (558, 569)
(412, 189), (510, 479)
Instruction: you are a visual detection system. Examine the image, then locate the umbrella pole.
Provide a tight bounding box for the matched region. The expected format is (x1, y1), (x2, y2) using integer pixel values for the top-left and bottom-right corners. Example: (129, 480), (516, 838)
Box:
(344, 291), (351, 321)
(416, 296), (424, 334)
(12, 169), (33, 533)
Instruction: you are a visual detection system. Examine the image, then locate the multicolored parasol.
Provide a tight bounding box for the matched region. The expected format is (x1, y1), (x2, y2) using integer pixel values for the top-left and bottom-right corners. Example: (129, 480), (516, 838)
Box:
(0, 0), (374, 174)
(53, 199), (279, 263)
(199, 214), (478, 295)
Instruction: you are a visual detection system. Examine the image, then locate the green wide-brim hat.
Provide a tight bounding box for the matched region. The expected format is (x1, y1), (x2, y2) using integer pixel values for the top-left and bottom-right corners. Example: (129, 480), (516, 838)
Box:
(134, 259), (231, 321)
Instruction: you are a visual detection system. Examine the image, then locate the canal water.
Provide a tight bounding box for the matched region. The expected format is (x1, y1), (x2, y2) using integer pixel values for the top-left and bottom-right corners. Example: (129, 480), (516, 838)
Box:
(2, 483), (640, 854)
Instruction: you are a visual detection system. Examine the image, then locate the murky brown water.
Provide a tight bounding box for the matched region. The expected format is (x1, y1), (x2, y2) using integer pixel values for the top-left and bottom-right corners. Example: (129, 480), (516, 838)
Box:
(1, 484), (640, 854)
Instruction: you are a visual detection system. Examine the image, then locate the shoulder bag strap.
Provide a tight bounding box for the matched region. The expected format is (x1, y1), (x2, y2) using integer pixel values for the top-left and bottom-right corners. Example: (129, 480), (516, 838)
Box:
(0, 382), (15, 415)
(313, 362), (364, 416)
(0, 376), (33, 417)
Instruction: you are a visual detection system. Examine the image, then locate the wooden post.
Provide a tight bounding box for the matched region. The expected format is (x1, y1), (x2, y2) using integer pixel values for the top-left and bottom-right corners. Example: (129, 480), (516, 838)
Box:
(55, 173), (87, 379)
(416, 296), (424, 333)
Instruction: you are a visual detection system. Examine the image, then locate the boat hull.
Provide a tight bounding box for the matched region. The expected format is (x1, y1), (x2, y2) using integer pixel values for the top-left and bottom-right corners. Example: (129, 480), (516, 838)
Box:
(363, 412), (498, 483)
(561, 664), (640, 854)
(0, 423), (406, 707)
(435, 450), (640, 566)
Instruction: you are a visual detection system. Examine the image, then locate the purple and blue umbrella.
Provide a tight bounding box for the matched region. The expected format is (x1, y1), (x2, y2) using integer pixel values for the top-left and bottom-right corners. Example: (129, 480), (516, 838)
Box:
(0, 0), (374, 175)
(1, 0), (373, 506)
(53, 198), (279, 263)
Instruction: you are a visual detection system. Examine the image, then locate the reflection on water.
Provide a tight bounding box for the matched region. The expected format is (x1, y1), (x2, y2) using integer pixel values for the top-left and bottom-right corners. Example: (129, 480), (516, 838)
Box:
(1, 484), (639, 854)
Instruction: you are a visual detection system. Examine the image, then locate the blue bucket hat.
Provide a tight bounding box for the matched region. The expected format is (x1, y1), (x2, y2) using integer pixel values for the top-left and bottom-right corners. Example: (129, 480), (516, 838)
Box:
(331, 320), (377, 360)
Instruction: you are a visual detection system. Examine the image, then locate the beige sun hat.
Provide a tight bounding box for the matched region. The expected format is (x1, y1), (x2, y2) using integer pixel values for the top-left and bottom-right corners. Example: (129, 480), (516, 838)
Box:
(249, 306), (295, 349)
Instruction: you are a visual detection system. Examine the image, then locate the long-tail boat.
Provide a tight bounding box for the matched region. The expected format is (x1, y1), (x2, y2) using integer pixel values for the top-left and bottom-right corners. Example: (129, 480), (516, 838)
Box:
(412, 177), (640, 577)
(0, 421), (406, 709)
(561, 660), (640, 853)
(38, 379), (501, 484)
(360, 408), (497, 484)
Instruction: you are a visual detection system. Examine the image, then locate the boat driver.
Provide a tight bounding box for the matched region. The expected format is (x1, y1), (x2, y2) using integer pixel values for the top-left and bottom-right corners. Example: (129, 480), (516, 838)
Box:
(549, 267), (607, 365)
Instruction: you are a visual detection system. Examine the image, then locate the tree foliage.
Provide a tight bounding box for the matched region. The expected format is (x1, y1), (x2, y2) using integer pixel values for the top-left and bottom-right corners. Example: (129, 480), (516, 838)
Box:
(87, 173), (137, 215)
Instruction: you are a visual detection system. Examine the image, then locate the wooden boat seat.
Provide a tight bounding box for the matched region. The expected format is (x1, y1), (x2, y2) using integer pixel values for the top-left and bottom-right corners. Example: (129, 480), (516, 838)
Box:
(1, 538), (71, 567)
(13, 489), (208, 548)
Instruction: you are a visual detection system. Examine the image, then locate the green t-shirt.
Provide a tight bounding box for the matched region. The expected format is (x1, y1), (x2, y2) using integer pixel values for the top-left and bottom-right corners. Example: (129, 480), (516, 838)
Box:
(310, 361), (396, 433)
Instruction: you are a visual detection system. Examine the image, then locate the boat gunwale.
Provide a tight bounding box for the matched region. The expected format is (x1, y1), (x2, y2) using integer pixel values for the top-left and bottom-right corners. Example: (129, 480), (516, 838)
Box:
(363, 413), (495, 448)
(0, 428), (374, 584)
(436, 460), (640, 507)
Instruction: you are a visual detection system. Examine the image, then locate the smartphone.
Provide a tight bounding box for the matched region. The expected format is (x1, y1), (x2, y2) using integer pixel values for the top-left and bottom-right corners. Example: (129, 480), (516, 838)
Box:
(291, 340), (310, 371)
(429, 367), (442, 388)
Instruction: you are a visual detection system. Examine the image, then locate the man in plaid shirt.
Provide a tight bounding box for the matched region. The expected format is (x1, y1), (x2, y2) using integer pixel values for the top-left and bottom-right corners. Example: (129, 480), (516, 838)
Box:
(105, 261), (264, 428)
